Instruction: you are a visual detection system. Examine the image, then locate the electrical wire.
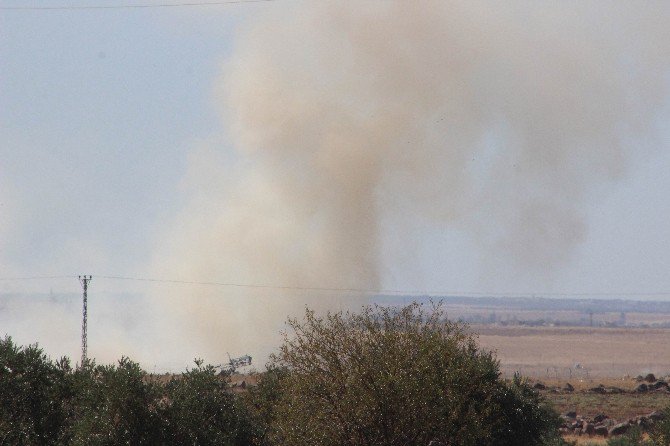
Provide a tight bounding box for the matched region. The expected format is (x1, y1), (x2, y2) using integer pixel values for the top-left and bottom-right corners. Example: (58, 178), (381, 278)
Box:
(1, 274), (670, 298)
(0, 275), (76, 281)
(0, 0), (278, 11)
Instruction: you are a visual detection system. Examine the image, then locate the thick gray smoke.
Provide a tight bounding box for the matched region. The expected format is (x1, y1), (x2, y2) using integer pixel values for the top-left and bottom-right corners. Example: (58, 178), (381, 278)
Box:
(146, 1), (670, 365)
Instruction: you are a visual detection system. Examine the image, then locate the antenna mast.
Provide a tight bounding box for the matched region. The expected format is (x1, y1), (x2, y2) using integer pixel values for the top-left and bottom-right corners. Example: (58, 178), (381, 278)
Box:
(79, 275), (92, 365)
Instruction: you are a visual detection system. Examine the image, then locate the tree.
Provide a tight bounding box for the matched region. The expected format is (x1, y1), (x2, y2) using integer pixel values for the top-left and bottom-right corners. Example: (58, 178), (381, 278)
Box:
(159, 359), (254, 445)
(0, 336), (73, 445)
(245, 365), (289, 445)
(264, 302), (562, 446)
(67, 357), (163, 445)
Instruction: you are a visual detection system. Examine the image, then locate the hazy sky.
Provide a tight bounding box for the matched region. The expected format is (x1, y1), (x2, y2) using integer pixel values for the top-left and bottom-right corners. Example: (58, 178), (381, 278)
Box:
(2, 1), (670, 367)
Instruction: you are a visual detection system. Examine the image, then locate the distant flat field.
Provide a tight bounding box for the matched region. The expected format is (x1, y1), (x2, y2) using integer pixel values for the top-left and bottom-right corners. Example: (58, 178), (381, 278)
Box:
(473, 325), (670, 378)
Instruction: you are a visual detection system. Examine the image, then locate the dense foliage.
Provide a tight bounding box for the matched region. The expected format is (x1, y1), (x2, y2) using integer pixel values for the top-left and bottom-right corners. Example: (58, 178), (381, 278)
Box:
(0, 337), (252, 445)
(253, 303), (563, 446)
(0, 338), (72, 445)
(648, 407), (670, 446)
(7, 303), (664, 445)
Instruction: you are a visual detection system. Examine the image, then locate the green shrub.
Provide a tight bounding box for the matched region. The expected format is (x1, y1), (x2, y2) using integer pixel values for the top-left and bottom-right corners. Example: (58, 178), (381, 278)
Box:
(606, 426), (654, 446)
(490, 372), (562, 445)
(648, 406), (670, 446)
(160, 359), (254, 445)
(0, 336), (73, 445)
(245, 365), (289, 445)
(67, 357), (163, 445)
(265, 303), (562, 446)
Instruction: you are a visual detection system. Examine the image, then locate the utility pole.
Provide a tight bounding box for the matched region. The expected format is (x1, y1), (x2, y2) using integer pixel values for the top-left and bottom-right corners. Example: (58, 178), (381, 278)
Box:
(79, 275), (92, 366)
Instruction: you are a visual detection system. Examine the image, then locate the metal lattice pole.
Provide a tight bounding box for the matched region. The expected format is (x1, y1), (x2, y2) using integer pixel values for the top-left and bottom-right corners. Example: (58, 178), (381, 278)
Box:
(79, 275), (92, 366)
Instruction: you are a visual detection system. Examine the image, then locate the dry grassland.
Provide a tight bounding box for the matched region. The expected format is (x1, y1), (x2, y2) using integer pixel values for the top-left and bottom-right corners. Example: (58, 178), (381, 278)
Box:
(546, 390), (670, 420)
(472, 325), (670, 421)
(474, 325), (670, 378)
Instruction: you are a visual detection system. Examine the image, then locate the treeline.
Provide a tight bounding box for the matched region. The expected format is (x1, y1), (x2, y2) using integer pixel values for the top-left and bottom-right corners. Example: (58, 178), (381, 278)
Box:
(0, 342), (252, 445)
(1, 303), (669, 446)
(376, 295), (670, 314)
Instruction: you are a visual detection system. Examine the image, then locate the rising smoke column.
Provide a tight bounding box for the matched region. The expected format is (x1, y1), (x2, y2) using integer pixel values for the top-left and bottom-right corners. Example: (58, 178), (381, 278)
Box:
(147, 1), (670, 365)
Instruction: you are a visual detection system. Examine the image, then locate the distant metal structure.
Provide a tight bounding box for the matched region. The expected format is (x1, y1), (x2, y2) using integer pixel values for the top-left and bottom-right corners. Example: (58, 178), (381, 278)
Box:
(79, 275), (92, 365)
(219, 353), (252, 373)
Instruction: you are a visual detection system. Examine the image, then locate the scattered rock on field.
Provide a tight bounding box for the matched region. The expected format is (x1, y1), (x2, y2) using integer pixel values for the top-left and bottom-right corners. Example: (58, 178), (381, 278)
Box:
(589, 385), (606, 394)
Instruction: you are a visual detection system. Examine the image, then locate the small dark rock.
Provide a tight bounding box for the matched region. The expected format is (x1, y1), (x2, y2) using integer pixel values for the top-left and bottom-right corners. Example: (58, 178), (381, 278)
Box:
(564, 411), (577, 419)
(594, 425), (609, 436)
(533, 382), (546, 390)
(644, 373), (656, 383)
(582, 423), (595, 436)
(648, 411), (665, 421)
(649, 381), (669, 390)
(636, 416), (649, 427)
(635, 383), (648, 393)
(593, 413), (608, 423)
(609, 422), (631, 436)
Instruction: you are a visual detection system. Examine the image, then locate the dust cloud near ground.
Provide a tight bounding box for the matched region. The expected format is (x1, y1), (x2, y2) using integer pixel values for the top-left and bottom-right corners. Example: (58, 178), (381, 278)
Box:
(144, 1), (670, 367)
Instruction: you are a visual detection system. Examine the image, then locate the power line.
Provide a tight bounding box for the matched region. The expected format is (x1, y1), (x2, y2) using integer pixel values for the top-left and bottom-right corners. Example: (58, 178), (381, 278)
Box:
(2, 274), (670, 298)
(94, 275), (670, 298)
(96, 274), (404, 294)
(0, 275), (75, 281)
(0, 0), (277, 11)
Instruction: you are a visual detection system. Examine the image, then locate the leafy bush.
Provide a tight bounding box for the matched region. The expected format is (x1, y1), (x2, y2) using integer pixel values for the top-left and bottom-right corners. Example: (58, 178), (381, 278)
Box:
(0, 336), (72, 445)
(0, 337), (255, 445)
(245, 365), (289, 445)
(606, 426), (654, 446)
(264, 302), (562, 446)
(67, 357), (163, 445)
(160, 359), (253, 445)
(648, 406), (670, 446)
(490, 372), (562, 445)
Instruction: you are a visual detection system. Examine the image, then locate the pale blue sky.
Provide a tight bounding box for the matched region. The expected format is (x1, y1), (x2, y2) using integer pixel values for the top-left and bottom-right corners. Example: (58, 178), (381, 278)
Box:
(1, 3), (244, 280)
(2, 1), (670, 298)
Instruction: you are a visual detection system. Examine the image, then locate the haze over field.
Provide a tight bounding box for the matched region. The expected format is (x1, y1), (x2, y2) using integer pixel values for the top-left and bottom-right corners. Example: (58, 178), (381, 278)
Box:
(2, 1), (670, 368)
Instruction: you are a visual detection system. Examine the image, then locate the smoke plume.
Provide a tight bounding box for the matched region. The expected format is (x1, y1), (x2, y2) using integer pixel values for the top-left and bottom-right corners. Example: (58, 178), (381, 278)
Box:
(147, 1), (670, 365)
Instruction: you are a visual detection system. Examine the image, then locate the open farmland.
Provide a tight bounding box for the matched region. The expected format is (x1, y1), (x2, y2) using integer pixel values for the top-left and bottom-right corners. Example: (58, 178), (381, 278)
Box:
(473, 323), (670, 432)
(475, 325), (670, 378)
